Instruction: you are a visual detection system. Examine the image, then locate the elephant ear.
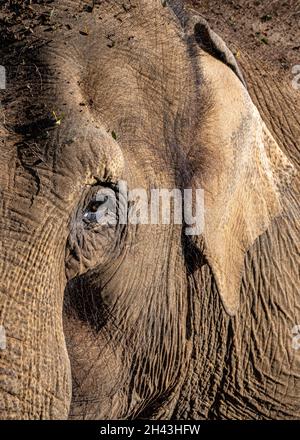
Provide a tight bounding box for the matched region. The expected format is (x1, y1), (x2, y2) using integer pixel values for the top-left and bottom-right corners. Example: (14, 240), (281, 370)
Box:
(167, 2), (246, 85)
(193, 17), (246, 88)
(185, 14), (296, 315)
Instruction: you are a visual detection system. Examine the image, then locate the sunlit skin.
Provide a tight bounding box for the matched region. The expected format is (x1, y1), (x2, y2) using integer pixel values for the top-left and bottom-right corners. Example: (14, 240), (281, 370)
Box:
(0, 0), (299, 420)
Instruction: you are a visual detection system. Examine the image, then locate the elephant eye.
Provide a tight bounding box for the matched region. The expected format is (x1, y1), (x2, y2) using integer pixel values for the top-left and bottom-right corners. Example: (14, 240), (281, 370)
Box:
(89, 199), (108, 213)
(83, 188), (117, 226)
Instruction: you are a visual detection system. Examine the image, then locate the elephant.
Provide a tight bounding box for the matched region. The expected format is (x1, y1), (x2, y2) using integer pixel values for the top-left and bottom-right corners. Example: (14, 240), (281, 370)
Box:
(0, 0), (299, 420)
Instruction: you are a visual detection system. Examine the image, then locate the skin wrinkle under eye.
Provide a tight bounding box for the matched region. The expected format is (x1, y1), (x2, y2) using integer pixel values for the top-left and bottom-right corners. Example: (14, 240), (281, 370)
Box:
(0, 0), (299, 421)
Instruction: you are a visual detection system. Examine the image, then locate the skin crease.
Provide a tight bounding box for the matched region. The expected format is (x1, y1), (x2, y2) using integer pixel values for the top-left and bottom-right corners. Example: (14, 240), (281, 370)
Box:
(0, 0), (299, 419)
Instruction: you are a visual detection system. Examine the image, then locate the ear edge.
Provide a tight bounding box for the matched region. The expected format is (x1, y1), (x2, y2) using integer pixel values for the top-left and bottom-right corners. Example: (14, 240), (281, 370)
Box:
(201, 119), (296, 317)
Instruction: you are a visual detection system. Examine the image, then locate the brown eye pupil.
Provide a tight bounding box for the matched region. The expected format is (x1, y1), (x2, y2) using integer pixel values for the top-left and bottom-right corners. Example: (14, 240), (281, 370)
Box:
(88, 196), (109, 214)
(90, 203), (99, 213)
(83, 193), (113, 224)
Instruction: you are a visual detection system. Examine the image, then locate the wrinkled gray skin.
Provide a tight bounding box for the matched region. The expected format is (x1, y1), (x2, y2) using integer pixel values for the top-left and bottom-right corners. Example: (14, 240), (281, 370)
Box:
(0, 0), (299, 419)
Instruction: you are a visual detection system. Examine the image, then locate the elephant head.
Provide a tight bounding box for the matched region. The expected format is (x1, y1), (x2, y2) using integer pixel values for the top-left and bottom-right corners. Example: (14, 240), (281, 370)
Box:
(0, 0), (296, 419)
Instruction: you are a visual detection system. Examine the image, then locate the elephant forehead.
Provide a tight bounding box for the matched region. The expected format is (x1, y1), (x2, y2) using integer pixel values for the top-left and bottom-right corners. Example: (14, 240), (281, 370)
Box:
(10, 44), (198, 179)
(41, 7), (192, 134)
(2, 0), (211, 194)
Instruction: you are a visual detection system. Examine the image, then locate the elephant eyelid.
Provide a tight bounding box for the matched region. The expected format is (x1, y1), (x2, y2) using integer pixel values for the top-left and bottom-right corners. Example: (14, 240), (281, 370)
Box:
(87, 178), (118, 191)
(82, 186), (118, 226)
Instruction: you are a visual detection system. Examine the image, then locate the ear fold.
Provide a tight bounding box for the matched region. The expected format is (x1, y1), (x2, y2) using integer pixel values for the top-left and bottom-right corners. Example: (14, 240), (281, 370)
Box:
(167, 2), (244, 86)
(183, 13), (296, 315)
(168, 2), (247, 88)
(193, 17), (246, 88)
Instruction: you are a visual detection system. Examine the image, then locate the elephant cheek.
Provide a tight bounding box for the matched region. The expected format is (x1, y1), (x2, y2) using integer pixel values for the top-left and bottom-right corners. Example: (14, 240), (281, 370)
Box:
(0, 232), (72, 419)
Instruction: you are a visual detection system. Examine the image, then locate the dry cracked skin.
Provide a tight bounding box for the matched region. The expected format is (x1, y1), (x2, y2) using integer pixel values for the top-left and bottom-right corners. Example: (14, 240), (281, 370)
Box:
(0, 0), (299, 420)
